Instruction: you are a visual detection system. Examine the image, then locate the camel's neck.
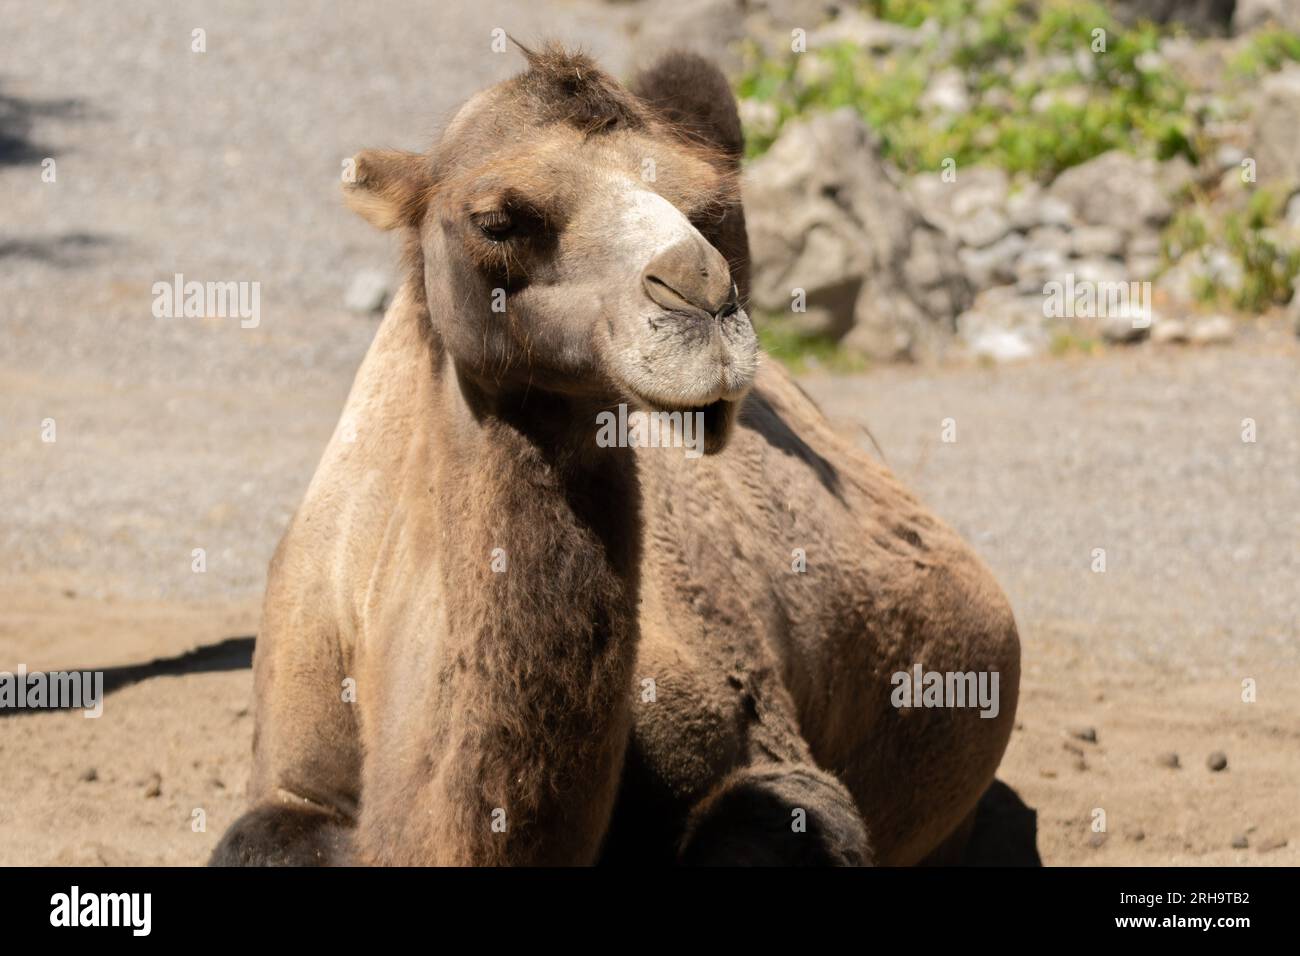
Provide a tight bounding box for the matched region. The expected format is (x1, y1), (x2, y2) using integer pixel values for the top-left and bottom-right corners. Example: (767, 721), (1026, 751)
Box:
(424, 362), (643, 864)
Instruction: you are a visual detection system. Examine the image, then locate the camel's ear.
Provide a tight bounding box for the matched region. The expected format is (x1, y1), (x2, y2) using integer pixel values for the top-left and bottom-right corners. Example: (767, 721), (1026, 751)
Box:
(631, 52), (744, 167)
(343, 148), (431, 231)
(632, 52), (752, 301)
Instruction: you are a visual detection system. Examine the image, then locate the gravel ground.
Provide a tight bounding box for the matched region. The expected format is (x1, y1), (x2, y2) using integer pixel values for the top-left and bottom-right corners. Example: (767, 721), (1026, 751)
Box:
(1, 1), (1297, 866)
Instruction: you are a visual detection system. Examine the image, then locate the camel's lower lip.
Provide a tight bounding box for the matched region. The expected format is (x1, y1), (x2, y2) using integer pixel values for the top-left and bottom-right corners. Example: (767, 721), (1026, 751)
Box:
(631, 396), (732, 449)
(632, 395), (727, 421)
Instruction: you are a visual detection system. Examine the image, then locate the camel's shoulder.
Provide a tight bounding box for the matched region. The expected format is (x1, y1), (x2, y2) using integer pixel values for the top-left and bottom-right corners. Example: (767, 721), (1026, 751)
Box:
(266, 288), (439, 610)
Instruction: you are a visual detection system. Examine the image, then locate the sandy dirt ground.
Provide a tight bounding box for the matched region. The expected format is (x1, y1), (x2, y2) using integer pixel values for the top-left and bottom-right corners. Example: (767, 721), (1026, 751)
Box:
(2, 1), (1297, 865)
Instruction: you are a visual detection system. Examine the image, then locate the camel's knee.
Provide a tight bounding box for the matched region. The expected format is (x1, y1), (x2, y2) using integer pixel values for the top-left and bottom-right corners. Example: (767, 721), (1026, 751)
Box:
(678, 763), (872, 866)
(209, 802), (352, 867)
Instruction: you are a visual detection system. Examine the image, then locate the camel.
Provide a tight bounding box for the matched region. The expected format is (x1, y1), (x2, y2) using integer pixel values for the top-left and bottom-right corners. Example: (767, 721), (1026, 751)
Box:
(210, 45), (1020, 866)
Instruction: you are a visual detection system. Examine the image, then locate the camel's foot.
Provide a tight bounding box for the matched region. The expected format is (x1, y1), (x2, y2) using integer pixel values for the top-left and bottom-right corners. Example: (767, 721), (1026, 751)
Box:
(677, 763), (872, 866)
(209, 803), (352, 867)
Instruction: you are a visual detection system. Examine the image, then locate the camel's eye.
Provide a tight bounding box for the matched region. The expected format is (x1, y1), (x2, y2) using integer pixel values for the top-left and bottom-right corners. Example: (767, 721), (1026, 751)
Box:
(475, 209), (516, 242)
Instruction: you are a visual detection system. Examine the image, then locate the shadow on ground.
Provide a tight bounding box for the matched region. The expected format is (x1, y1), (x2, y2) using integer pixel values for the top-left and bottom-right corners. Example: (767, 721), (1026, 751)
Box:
(962, 779), (1042, 866)
(0, 82), (92, 166)
(0, 233), (119, 267)
(0, 636), (254, 719)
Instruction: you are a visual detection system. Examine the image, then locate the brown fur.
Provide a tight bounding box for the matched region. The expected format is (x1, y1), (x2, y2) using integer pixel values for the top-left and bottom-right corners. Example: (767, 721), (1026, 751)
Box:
(211, 49), (1019, 867)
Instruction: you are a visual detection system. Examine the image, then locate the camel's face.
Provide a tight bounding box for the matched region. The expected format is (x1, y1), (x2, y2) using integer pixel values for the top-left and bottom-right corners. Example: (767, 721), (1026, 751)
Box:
(345, 51), (758, 452)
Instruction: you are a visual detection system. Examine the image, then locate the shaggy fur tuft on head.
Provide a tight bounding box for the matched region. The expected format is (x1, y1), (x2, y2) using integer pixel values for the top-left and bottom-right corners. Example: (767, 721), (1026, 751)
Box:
(513, 41), (647, 135)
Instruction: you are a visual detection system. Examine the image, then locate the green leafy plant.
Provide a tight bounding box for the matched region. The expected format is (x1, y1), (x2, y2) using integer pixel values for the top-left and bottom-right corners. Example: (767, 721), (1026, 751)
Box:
(754, 315), (870, 373)
(738, 0), (1195, 176)
(1162, 189), (1300, 313)
(1227, 26), (1300, 80)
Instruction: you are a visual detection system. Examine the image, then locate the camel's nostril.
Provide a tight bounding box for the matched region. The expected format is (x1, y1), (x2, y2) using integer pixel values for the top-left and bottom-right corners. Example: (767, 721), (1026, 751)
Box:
(642, 238), (734, 317)
(643, 272), (702, 316)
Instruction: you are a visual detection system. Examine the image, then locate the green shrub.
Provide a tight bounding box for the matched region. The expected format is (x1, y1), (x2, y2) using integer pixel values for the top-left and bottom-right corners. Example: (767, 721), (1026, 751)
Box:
(738, 0), (1195, 176)
(1227, 26), (1300, 80)
(1162, 189), (1300, 312)
(754, 315), (870, 373)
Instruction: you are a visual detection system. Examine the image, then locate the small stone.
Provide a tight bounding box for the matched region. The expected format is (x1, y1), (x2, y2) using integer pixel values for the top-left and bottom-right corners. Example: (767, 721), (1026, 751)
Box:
(1068, 725), (1098, 743)
(1102, 311), (1151, 344)
(1215, 144), (1246, 172)
(1073, 757), (1089, 772)
(958, 232), (1025, 286)
(1124, 826), (1146, 843)
(967, 327), (1039, 363)
(1071, 225), (1126, 258)
(1231, 833), (1249, 849)
(344, 270), (392, 314)
(954, 206), (1012, 249)
(143, 772), (162, 799)
(1127, 256), (1161, 281)
(1025, 225), (1073, 254)
(1063, 741), (1085, 756)
(209, 777), (226, 790)
(1207, 751), (1228, 772)
(1014, 247), (1067, 292)
(1257, 835), (1288, 853)
(1151, 319), (1189, 344)
(1127, 231), (1162, 258)
(1039, 768), (1058, 779)
(1189, 316), (1235, 346)
(1156, 751), (1181, 769)
(79, 767), (98, 782)
(920, 68), (969, 114)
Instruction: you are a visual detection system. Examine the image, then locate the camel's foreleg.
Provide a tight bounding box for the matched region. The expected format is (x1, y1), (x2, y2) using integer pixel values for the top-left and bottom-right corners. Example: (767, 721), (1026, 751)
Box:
(676, 762), (872, 866)
(209, 801), (352, 866)
(209, 579), (362, 866)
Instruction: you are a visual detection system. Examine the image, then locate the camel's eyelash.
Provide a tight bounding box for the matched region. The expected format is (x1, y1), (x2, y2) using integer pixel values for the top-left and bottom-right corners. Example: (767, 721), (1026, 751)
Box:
(686, 195), (731, 230)
(469, 208), (512, 240)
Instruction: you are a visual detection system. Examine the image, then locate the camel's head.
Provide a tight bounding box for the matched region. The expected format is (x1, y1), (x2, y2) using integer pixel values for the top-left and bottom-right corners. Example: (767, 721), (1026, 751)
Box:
(344, 45), (757, 453)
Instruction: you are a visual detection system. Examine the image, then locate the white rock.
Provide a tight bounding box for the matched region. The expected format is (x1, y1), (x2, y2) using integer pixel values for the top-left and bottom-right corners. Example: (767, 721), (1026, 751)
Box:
(1235, 0), (1300, 34)
(1285, 192), (1300, 231)
(1071, 225), (1127, 259)
(1128, 256), (1162, 281)
(1102, 309), (1153, 343)
(1215, 143), (1247, 172)
(1249, 67), (1300, 187)
(955, 206), (1012, 248)
(959, 232), (1027, 287)
(1127, 231), (1163, 258)
(744, 109), (971, 360)
(921, 68), (970, 114)
(1204, 248), (1244, 291)
(1007, 184), (1074, 230)
(967, 328), (1039, 362)
(1015, 248), (1068, 292)
(1190, 315), (1236, 345)
(1049, 151), (1174, 232)
(1151, 318), (1190, 343)
(345, 270), (392, 314)
(1026, 225), (1073, 254)
(808, 10), (921, 53)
